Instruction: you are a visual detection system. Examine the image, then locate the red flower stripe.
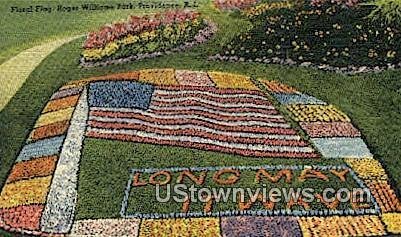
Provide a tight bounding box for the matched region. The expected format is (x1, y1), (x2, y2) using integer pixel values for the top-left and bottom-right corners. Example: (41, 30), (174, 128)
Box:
(88, 121), (307, 146)
(150, 100), (274, 114)
(86, 131), (319, 158)
(90, 110), (284, 124)
(300, 122), (361, 138)
(88, 114), (295, 134)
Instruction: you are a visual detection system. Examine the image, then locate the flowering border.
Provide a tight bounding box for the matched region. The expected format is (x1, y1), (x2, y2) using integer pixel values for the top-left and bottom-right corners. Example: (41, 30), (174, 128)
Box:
(209, 53), (401, 75)
(0, 85), (87, 236)
(80, 20), (217, 68)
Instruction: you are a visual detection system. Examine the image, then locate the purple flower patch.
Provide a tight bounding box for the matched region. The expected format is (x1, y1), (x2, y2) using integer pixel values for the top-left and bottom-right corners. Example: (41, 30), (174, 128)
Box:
(89, 81), (154, 109)
(221, 216), (302, 237)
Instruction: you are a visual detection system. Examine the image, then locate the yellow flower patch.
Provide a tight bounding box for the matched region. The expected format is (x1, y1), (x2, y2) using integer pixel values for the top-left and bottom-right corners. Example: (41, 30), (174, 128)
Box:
(298, 215), (386, 237)
(287, 104), (350, 122)
(139, 68), (178, 86)
(122, 34), (140, 45)
(208, 71), (259, 90)
(0, 176), (51, 209)
(35, 107), (74, 128)
(82, 42), (119, 61)
(139, 218), (220, 237)
(345, 158), (388, 180)
(382, 213), (401, 234)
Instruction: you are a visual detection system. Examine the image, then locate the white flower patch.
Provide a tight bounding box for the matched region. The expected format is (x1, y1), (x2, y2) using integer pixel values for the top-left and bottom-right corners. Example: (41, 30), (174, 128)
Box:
(40, 88), (88, 233)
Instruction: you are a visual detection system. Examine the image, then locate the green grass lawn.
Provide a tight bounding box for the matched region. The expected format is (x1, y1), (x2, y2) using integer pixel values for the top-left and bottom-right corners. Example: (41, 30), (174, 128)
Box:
(76, 139), (349, 219)
(0, 0), (401, 218)
(0, 0), (222, 64)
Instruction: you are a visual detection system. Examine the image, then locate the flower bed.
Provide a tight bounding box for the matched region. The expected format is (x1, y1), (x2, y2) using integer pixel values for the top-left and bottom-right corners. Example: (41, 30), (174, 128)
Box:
(213, 0), (260, 10)
(80, 10), (216, 67)
(212, 1), (401, 73)
(2, 70), (401, 236)
(242, 1), (293, 18)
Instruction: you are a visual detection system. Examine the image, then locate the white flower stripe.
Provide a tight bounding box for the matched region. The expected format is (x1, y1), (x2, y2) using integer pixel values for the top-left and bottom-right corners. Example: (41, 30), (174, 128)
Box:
(150, 96), (274, 109)
(89, 114), (290, 128)
(92, 106), (282, 119)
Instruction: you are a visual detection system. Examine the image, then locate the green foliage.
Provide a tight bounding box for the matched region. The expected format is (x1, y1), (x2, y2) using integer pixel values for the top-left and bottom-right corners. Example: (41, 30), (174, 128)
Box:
(368, 0), (401, 27)
(220, 3), (401, 67)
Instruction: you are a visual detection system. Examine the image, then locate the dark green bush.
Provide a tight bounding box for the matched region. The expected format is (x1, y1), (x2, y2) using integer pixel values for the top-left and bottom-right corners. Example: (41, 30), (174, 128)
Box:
(219, 2), (401, 67)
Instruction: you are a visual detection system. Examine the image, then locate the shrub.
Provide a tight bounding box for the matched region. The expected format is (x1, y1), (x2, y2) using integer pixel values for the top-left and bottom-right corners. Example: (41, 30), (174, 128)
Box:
(368, 0), (401, 27)
(311, 0), (360, 7)
(216, 1), (401, 68)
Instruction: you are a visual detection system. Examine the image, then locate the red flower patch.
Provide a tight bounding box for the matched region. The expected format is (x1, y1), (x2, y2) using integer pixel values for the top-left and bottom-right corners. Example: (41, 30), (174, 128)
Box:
(0, 205), (44, 231)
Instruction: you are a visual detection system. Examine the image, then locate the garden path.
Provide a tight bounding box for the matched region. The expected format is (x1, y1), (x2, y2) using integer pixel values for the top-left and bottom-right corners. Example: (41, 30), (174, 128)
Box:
(0, 36), (80, 111)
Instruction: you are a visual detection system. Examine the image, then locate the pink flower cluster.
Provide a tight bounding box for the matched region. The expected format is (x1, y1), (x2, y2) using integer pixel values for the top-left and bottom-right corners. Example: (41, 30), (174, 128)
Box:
(214, 0), (260, 10)
(310, 0), (360, 7)
(84, 10), (200, 49)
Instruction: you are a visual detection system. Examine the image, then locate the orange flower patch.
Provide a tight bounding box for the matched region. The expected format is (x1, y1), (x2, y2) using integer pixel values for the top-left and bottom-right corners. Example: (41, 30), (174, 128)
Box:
(86, 71), (140, 82)
(63, 71), (139, 88)
(6, 156), (58, 184)
(66, 71), (141, 87)
(29, 120), (69, 141)
(0, 204), (44, 231)
(365, 180), (401, 213)
(43, 95), (80, 113)
(260, 80), (298, 93)
(298, 215), (386, 237)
